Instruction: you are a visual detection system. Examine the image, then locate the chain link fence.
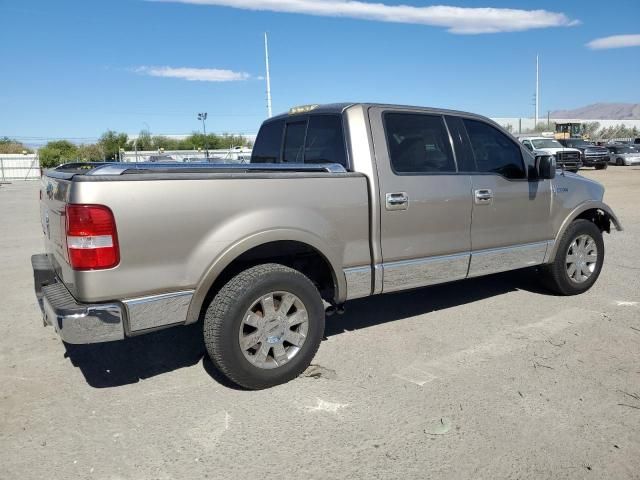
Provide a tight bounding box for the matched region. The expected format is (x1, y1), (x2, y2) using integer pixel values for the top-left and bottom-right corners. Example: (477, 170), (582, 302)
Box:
(0, 154), (41, 181)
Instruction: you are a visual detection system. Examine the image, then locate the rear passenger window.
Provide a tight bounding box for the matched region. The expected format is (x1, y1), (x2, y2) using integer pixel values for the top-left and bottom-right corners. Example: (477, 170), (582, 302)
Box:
(463, 119), (526, 179)
(251, 120), (284, 163)
(304, 116), (347, 167)
(384, 113), (456, 174)
(283, 121), (307, 163)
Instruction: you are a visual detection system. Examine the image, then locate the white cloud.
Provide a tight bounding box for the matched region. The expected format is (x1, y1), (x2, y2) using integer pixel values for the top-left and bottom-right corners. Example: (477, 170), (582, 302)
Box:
(586, 34), (640, 50)
(155, 0), (578, 34)
(135, 66), (251, 81)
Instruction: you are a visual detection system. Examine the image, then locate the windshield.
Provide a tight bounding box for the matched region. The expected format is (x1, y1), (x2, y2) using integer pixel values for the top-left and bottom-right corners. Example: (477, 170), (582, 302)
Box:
(614, 146), (639, 154)
(531, 139), (562, 149)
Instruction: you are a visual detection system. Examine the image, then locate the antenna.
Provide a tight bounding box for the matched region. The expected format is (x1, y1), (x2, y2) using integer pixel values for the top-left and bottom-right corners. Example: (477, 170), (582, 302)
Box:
(535, 54), (539, 127)
(264, 32), (273, 118)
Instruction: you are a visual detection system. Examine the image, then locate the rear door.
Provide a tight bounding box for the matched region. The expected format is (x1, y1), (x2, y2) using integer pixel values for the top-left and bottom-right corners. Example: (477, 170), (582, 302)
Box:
(454, 117), (552, 277)
(368, 107), (473, 293)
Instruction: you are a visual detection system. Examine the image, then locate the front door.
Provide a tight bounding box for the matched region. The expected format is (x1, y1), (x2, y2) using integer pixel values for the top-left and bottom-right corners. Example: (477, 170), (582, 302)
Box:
(368, 107), (473, 293)
(457, 117), (553, 277)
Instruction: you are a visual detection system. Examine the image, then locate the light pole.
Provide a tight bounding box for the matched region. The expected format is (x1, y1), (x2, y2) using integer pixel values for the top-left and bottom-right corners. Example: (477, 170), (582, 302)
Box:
(198, 112), (209, 159)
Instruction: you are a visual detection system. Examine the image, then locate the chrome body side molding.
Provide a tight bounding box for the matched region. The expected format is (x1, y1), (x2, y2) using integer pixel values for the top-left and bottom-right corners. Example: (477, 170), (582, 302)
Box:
(382, 253), (471, 293)
(351, 241), (553, 296)
(344, 266), (373, 300)
(542, 240), (557, 264)
(124, 290), (194, 333)
(467, 241), (550, 278)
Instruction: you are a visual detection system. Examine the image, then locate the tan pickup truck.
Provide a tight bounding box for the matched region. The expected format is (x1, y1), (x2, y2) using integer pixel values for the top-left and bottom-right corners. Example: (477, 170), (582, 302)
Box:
(32, 103), (622, 389)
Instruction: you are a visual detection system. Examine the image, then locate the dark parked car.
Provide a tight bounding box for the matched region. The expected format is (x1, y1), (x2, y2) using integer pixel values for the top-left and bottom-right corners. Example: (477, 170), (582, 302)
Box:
(558, 139), (609, 170)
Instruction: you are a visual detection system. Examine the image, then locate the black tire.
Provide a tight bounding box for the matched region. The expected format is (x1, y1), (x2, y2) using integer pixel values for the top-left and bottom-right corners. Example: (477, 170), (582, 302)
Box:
(540, 219), (604, 295)
(203, 263), (325, 390)
(616, 158), (624, 166)
(594, 163), (607, 170)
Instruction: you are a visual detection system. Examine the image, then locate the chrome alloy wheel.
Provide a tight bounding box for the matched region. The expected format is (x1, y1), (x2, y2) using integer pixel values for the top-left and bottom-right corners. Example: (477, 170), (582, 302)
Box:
(238, 291), (309, 369)
(565, 234), (598, 284)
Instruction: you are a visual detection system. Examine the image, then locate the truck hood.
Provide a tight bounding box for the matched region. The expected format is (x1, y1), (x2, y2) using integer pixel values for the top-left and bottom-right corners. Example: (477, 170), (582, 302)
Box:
(533, 147), (581, 155)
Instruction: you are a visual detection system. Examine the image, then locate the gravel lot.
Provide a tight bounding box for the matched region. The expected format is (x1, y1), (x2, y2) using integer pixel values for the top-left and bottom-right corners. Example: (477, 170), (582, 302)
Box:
(1, 168), (639, 480)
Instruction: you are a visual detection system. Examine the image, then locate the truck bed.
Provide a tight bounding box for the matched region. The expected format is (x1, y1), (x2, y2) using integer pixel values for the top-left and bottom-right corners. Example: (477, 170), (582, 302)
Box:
(40, 162), (371, 309)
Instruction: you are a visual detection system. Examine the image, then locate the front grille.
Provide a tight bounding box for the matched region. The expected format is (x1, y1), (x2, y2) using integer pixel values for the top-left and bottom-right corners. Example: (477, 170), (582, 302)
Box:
(584, 149), (608, 159)
(557, 151), (580, 162)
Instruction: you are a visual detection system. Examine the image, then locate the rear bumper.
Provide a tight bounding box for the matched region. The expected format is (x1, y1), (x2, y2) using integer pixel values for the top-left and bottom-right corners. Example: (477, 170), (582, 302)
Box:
(31, 254), (125, 344)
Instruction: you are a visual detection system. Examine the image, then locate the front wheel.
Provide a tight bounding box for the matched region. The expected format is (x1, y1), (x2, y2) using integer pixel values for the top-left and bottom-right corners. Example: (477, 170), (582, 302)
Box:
(594, 163), (607, 170)
(203, 263), (325, 389)
(540, 219), (604, 295)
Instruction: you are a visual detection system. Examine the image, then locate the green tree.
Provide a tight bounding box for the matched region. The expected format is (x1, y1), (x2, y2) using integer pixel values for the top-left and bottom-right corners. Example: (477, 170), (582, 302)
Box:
(77, 144), (104, 161)
(38, 140), (79, 168)
(582, 122), (601, 139)
(127, 130), (153, 151)
(0, 137), (32, 154)
(98, 131), (128, 160)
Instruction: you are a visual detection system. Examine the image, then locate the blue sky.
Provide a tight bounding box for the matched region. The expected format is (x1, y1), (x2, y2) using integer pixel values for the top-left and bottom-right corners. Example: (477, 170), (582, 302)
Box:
(0, 0), (638, 141)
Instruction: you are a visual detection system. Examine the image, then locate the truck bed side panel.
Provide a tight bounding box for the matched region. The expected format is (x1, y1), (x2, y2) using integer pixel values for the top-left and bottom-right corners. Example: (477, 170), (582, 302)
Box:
(65, 174), (370, 302)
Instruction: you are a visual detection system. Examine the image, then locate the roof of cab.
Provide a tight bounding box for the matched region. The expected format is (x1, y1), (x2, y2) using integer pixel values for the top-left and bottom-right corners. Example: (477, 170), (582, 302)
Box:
(266, 102), (493, 124)
(268, 103), (355, 122)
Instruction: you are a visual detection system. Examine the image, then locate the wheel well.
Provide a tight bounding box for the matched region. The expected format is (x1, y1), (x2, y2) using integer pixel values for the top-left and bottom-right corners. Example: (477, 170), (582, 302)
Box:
(198, 241), (337, 321)
(576, 208), (611, 234)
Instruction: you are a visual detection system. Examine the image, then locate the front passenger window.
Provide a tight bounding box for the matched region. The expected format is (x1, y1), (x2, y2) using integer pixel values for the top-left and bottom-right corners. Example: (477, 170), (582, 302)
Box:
(464, 119), (526, 179)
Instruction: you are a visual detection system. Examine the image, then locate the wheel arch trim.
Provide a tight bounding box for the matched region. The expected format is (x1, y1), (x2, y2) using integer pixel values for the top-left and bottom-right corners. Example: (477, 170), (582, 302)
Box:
(546, 201), (623, 263)
(185, 229), (346, 325)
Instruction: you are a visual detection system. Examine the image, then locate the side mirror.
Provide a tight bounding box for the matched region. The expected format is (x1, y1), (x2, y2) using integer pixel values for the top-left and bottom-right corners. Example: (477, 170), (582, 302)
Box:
(535, 155), (556, 180)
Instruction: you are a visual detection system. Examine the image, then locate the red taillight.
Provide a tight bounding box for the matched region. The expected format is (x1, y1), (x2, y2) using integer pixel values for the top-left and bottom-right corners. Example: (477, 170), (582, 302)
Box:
(65, 204), (119, 270)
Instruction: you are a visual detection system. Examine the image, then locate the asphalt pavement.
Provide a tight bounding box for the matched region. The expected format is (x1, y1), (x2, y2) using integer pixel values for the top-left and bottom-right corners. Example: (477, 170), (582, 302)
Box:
(1, 168), (639, 479)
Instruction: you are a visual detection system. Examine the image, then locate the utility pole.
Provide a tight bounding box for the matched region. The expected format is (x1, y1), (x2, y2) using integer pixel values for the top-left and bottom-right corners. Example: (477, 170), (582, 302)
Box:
(264, 32), (273, 118)
(535, 54), (540, 128)
(198, 112), (209, 159)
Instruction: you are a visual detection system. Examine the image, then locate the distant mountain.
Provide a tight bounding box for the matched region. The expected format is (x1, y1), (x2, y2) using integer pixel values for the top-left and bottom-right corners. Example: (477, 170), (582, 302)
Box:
(550, 103), (640, 120)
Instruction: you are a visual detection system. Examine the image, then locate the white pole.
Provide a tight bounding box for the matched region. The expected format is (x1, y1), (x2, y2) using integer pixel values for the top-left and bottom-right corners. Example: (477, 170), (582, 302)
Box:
(535, 54), (539, 127)
(264, 32), (273, 118)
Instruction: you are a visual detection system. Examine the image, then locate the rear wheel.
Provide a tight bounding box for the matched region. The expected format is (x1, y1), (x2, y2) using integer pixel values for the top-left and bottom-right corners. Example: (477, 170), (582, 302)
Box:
(616, 158), (624, 166)
(203, 263), (325, 389)
(540, 219), (604, 295)
(594, 163), (607, 170)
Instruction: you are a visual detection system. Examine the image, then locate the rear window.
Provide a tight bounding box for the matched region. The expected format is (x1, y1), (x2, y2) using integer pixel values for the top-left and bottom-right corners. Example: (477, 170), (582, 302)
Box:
(251, 115), (347, 167)
(251, 120), (284, 163)
(283, 121), (307, 163)
(304, 115), (347, 166)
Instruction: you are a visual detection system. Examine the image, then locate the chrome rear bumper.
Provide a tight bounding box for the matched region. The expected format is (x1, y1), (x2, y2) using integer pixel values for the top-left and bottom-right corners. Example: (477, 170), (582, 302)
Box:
(31, 254), (125, 344)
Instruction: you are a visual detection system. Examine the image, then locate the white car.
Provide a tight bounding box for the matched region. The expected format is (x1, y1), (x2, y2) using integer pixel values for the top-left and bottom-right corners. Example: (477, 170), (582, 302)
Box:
(607, 145), (640, 166)
(519, 137), (583, 172)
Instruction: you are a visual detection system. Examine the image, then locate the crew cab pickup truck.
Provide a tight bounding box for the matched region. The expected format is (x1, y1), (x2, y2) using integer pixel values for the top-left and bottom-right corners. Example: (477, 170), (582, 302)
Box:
(32, 103), (622, 389)
(558, 138), (609, 170)
(519, 136), (583, 172)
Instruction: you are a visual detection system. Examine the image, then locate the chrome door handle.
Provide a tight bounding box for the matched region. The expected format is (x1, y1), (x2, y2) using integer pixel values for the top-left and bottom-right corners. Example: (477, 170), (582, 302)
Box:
(386, 192), (409, 211)
(474, 189), (493, 205)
